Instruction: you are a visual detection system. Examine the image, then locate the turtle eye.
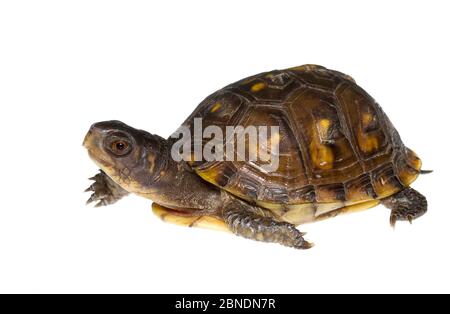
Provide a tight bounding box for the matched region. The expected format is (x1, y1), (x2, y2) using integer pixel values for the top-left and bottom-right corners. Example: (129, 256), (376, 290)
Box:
(110, 139), (131, 156)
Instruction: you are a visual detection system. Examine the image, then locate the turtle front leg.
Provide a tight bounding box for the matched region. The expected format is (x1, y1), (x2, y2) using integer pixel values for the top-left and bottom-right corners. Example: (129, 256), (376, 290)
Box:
(381, 187), (428, 228)
(85, 170), (129, 207)
(222, 197), (313, 249)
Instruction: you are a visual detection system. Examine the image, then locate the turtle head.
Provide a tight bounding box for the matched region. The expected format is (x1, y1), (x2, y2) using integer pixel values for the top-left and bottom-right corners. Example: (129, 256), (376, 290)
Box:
(83, 121), (168, 194)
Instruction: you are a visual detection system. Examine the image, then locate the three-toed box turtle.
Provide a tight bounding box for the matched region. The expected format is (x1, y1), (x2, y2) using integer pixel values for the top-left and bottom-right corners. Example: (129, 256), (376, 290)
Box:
(83, 65), (428, 249)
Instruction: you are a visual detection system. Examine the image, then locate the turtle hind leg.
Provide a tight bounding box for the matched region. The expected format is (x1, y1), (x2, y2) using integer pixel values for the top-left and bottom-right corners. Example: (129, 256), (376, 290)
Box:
(85, 170), (129, 207)
(381, 187), (428, 228)
(222, 198), (313, 250)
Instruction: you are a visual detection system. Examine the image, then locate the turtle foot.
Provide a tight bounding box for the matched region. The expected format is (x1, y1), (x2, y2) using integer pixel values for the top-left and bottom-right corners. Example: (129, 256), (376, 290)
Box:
(85, 170), (129, 207)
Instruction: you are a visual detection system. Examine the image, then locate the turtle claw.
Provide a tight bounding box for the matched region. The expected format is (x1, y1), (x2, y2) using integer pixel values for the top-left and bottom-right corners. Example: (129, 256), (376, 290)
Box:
(84, 185), (95, 192)
(293, 234), (313, 250)
(390, 213), (416, 228)
(301, 241), (315, 250)
(86, 192), (109, 207)
(85, 170), (129, 207)
(95, 200), (108, 208)
(86, 194), (96, 205)
(390, 213), (398, 229)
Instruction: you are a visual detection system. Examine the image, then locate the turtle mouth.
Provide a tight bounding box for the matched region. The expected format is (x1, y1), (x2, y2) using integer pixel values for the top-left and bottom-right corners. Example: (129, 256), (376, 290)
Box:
(83, 130), (113, 169)
(83, 127), (100, 152)
(86, 147), (115, 170)
(86, 149), (100, 164)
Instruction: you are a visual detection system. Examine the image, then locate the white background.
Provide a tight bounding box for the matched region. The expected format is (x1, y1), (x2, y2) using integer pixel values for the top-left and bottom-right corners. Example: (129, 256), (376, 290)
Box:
(0, 0), (448, 294)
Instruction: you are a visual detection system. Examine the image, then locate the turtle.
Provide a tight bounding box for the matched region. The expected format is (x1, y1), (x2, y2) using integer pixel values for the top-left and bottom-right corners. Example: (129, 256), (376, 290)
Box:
(83, 64), (429, 249)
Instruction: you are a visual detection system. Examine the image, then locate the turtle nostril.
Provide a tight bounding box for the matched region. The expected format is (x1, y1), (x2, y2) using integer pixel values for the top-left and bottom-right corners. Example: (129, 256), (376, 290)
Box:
(83, 124), (102, 147)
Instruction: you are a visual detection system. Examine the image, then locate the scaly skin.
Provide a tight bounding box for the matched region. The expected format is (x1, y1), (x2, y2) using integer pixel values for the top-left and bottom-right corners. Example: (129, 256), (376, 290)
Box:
(85, 170), (129, 207)
(381, 187), (428, 228)
(222, 195), (313, 249)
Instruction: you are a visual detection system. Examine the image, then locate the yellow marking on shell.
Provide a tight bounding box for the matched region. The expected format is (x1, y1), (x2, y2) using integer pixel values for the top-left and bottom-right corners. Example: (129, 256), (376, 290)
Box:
(345, 184), (375, 203)
(152, 203), (230, 232)
(357, 132), (379, 153)
(407, 149), (422, 171)
(373, 179), (401, 199)
(196, 167), (221, 186)
(310, 143), (334, 170)
(399, 149), (421, 186)
(357, 113), (380, 153)
(251, 82), (267, 92)
(196, 168), (255, 205)
(310, 119), (334, 170)
(317, 119), (331, 140)
(399, 168), (420, 187)
(210, 102), (222, 113)
(411, 157), (422, 171)
(362, 112), (375, 128)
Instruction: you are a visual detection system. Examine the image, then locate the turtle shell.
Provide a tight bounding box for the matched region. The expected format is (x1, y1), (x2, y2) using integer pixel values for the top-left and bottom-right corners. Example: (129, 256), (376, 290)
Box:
(177, 65), (421, 223)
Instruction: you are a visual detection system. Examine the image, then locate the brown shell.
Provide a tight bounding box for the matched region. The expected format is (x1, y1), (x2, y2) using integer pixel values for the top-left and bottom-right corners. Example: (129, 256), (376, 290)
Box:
(179, 64), (421, 209)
